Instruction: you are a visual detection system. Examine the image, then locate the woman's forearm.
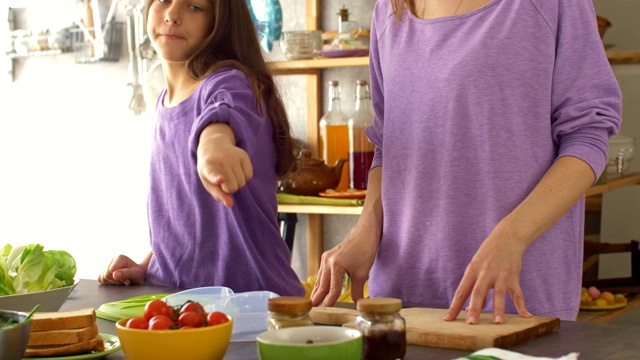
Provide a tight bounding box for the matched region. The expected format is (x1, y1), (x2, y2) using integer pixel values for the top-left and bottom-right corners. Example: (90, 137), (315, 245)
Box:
(353, 166), (384, 242)
(501, 156), (595, 247)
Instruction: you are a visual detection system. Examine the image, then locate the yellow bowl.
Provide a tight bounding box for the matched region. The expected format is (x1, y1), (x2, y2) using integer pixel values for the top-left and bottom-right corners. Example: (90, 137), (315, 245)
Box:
(115, 315), (233, 360)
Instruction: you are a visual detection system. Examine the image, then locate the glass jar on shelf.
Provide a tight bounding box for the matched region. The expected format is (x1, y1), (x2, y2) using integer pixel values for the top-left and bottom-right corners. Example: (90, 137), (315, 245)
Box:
(319, 80), (350, 191)
(348, 80), (375, 190)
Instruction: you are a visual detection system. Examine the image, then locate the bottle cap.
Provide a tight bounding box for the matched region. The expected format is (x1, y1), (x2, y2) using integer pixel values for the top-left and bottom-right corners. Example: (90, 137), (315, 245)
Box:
(268, 296), (312, 313)
(357, 297), (403, 313)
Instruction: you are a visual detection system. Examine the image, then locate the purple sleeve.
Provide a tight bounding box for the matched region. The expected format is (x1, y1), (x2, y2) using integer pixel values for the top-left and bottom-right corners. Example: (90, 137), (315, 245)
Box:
(187, 70), (268, 162)
(365, 0), (389, 170)
(547, 0), (622, 177)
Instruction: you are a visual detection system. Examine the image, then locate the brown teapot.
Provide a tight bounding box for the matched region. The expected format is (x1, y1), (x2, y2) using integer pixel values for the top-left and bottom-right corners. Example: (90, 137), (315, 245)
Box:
(279, 150), (347, 196)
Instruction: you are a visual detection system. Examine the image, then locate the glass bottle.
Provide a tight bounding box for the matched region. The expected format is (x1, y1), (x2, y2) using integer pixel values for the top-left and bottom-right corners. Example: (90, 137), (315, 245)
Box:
(336, 6), (360, 42)
(319, 80), (350, 191)
(355, 298), (406, 360)
(267, 296), (314, 330)
(348, 80), (375, 190)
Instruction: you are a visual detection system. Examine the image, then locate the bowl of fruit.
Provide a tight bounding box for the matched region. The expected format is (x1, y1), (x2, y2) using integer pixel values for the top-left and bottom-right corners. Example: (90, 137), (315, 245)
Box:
(115, 299), (232, 360)
(579, 286), (628, 310)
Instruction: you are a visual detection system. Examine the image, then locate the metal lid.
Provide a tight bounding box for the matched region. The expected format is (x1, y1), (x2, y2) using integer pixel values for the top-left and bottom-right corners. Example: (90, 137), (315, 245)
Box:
(268, 296), (312, 313)
(357, 298), (403, 313)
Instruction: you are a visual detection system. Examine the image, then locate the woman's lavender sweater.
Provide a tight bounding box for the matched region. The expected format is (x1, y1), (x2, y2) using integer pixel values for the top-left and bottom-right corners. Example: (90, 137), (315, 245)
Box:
(365, 0), (621, 319)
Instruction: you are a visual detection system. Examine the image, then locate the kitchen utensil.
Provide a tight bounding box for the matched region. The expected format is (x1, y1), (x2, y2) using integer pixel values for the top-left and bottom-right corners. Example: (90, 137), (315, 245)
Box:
(116, 315), (233, 360)
(310, 306), (560, 351)
(257, 326), (363, 360)
(279, 150), (347, 196)
(206, 291), (279, 342)
(0, 309), (31, 360)
(96, 293), (171, 322)
(607, 134), (635, 176)
(0, 281), (78, 312)
(246, 0), (283, 52)
(280, 30), (323, 60)
(163, 286), (234, 307)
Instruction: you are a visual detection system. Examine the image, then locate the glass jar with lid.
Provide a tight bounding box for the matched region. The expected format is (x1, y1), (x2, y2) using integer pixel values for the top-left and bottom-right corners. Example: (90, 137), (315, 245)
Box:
(355, 298), (406, 360)
(267, 296), (314, 331)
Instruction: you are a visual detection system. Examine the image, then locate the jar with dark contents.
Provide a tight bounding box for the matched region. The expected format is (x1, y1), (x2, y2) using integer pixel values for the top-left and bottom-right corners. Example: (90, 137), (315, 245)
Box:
(267, 296), (314, 330)
(356, 298), (406, 360)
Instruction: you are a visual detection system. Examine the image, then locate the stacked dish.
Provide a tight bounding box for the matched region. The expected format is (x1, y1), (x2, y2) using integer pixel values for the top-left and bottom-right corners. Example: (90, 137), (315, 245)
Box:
(280, 31), (323, 60)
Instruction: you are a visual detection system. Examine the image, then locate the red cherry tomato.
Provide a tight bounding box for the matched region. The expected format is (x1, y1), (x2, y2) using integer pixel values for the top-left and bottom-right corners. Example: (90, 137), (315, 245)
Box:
(144, 299), (172, 321)
(206, 311), (229, 326)
(180, 301), (205, 315)
(148, 314), (174, 330)
(179, 311), (205, 328)
(126, 317), (149, 330)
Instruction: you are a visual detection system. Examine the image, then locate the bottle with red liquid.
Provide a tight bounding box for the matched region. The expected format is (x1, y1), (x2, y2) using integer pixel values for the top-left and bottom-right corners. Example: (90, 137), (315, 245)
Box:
(356, 298), (406, 360)
(319, 80), (350, 191)
(348, 80), (375, 190)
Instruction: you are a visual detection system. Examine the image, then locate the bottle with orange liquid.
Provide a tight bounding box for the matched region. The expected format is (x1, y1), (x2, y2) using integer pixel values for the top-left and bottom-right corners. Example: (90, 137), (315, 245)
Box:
(319, 80), (350, 191)
(348, 80), (375, 190)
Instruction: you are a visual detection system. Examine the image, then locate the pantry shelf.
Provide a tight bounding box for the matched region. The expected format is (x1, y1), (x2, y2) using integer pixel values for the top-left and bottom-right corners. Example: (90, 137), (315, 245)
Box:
(268, 56), (369, 75)
(607, 51), (640, 65)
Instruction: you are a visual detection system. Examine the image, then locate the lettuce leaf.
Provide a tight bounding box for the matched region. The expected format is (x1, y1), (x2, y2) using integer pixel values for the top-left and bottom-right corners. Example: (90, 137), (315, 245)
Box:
(0, 243), (77, 295)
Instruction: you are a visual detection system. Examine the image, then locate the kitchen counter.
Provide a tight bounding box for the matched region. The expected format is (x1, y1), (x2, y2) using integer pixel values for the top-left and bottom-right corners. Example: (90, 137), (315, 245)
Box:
(63, 279), (640, 360)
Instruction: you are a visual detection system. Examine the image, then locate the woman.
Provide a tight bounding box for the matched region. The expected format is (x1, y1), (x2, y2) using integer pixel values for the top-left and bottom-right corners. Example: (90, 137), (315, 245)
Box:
(311, 0), (622, 323)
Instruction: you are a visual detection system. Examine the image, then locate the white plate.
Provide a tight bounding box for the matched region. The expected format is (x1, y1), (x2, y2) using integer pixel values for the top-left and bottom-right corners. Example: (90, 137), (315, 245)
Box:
(0, 282), (78, 312)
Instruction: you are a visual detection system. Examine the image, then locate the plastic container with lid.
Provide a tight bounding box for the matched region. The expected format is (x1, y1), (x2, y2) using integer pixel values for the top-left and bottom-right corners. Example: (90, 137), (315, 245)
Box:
(267, 296), (314, 331)
(356, 298), (406, 360)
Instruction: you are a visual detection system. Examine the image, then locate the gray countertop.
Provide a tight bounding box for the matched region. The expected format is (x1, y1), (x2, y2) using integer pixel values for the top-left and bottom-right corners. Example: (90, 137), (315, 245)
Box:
(62, 279), (640, 360)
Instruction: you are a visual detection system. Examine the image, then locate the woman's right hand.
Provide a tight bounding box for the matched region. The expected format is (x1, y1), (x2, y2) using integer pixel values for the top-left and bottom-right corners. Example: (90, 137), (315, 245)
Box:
(310, 227), (379, 307)
(98, 255), (147, 286)
(310, 167), (383, 307)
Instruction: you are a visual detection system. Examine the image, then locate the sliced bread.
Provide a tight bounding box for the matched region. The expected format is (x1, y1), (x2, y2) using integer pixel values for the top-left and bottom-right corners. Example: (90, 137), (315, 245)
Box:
(28, 323), (99, 346)
(30, 307), (96, 332)
(24, 336), (105, 357)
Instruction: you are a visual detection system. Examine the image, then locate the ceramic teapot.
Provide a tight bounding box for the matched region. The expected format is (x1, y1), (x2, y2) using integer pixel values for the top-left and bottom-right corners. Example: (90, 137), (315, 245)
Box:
(279, 150), (346, 196)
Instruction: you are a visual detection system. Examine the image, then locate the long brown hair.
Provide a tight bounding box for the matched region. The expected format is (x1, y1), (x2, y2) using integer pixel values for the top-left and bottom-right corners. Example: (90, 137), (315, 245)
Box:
(145, 0), (298, 178)
(392, 0), (414, 21)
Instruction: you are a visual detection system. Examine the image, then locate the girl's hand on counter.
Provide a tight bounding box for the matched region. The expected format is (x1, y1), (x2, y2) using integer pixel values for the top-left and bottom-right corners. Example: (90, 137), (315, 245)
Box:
(98, 254), (147, 286)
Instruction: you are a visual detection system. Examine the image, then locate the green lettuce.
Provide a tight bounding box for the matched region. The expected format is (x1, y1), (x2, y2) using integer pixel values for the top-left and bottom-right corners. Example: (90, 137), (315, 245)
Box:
(0, 243), (77, 295)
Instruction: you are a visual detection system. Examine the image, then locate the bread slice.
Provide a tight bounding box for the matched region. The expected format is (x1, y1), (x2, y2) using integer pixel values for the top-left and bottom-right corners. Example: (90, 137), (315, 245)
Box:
(30, 308), (96, 332)
(24, 336), (105, 357)
(28, 323), (99, 346)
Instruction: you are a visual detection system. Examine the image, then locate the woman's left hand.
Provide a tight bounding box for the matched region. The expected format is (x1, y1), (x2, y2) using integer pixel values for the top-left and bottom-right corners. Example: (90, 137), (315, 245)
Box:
(197, 123), (253, 208)
(443, 222), (532, 325)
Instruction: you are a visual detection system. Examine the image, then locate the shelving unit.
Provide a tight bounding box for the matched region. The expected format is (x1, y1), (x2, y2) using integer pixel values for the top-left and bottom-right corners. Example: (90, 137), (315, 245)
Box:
(272, 0), (640, 276)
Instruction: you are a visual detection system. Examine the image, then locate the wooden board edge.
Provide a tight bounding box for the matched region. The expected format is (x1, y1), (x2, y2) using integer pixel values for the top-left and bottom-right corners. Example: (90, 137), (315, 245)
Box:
(492, 317), (561, 349)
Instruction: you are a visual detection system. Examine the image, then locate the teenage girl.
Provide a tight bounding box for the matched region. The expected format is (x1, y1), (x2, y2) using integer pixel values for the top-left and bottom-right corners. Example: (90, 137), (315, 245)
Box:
(99, 0), (304, 296)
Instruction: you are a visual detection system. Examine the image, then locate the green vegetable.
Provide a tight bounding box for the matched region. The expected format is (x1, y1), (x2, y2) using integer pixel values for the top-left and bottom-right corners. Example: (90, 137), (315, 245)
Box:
(0, 244), (77, 295)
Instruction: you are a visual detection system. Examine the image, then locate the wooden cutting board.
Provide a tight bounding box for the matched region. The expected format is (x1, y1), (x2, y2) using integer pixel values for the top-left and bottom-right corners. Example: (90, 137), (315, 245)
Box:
(310, 306), (561, 351)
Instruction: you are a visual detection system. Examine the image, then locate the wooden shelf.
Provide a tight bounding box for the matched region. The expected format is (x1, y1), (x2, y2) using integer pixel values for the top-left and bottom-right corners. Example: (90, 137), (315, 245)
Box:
(267, 50), (639, 76)
(607, 51), (640, 65)
(268, 56), (369, 75)
(586, 172), (640, 197)
(278, 204), (362, 215)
